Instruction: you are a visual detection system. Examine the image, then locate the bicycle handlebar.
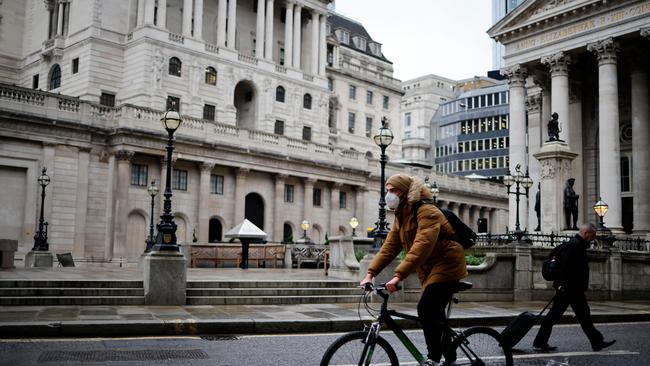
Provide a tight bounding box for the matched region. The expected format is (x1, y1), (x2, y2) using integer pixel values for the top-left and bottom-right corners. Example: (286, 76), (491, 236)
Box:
(362, 282), (402, 294)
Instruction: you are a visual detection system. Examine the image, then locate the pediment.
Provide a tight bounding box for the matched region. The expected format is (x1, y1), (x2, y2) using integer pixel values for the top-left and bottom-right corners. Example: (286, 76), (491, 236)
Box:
(488, 0), (603, 41)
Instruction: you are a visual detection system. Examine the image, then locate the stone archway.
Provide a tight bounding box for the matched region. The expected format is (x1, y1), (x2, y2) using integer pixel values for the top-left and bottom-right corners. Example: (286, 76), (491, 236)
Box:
(245, 192), (264, 230)
(234, 80), (256, 129)
(126, 211), (147, 260)
(209, 217), (223, 243)
(283, 222), (294, 243)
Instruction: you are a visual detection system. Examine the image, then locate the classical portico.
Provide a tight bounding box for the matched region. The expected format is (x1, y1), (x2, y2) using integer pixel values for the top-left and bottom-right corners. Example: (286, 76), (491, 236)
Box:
(490, 0), (650, 236)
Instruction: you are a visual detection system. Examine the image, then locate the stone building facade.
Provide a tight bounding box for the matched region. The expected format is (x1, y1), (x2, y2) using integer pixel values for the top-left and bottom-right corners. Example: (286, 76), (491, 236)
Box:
(489, 0), (650, 235)
(0, 0), (508, 264)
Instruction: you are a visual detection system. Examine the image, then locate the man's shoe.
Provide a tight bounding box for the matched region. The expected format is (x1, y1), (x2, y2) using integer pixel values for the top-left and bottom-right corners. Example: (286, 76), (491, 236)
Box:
(533, 343), (557, 352)
(422, 359), (438, 366)
(593, 339), (616, 351)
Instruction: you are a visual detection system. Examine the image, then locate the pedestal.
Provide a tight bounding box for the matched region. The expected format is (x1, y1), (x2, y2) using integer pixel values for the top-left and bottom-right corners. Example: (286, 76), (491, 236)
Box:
(24, 251), (54, 268)
(533, 141), (578, 234)
(0, 239), (18, 269)
(143, 250), (187, 305)
(327, 236), (360, 280)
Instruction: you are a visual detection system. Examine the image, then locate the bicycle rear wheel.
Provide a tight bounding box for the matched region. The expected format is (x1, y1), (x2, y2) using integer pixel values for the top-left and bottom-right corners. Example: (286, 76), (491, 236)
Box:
(320, 330), (399, 366)
(446, 326), (513, 366)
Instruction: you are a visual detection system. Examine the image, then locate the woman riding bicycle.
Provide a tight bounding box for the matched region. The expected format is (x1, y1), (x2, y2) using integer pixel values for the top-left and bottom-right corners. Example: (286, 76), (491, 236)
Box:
(361, 173), (468, 366)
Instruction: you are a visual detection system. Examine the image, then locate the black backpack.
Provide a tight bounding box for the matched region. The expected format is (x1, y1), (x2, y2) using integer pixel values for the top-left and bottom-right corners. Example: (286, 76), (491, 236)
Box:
(412, 199), (476, 249)
(542, 241), (569, 281)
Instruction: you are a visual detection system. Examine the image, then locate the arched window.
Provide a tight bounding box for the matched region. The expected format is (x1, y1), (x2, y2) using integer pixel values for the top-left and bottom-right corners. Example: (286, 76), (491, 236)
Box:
(49, 64), (61, 90)
(205, 66), (217, 85)
(275, 86), (285, 103)
(168, 57), (182, 77)
(303, 93), (312, 109)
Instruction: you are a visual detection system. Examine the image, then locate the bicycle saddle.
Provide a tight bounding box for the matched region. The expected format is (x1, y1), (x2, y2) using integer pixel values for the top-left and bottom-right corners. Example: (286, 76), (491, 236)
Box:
(453, 281), (473, 293)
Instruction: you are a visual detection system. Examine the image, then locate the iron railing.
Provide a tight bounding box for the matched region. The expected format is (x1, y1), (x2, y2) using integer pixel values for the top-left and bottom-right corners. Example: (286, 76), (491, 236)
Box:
(475, 232), (650, 252)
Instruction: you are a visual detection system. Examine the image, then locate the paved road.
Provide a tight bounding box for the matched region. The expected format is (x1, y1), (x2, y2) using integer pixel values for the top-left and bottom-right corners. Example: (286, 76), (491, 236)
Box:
(1, 322), (646, 365)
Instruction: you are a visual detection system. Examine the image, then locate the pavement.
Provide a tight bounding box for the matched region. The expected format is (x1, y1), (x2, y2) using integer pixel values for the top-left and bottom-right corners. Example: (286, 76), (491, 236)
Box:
(2, 266), (650, 338)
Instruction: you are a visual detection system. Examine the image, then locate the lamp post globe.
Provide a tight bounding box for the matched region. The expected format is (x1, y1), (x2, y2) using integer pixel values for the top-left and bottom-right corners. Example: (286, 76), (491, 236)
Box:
(145, 180), (159, 252)
(372, 117), (393, 251)
(425, 176), (440, 205)
(301, 219), (310, 240)
(593, 197), (609, 229)
(349, 217), (359, 237)
(32, 167), (50, 251)
(154, 110), (183, 251)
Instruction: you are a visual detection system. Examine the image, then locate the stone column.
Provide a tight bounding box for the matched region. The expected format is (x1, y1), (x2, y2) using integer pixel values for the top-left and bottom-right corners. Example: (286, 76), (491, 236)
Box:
(114, 150), (134, 259)
(273, 174), (287, 242)
(233, 168), (248, 224)
(144, 0), (156, 24)
(541, 52), (572, 144)
(330, 183), (341, 235)
(217, 0), (227, 47)
(355, 186), (365, 229)
(255, 0), (265, 57)
(137, 0), (145, 26)
(303, 178), (315, 224)
(198, 163), (213, 243)
(227, 0), (237, 48)
(631, 54), (650, 234)
(57, 1), (65, 35)
(284, 1), (294, 67)
(182, 0), (193, 37)
(588, 38), (622, 231)
(264, 0), (274, 59)
(318, 13), (327, 76)
(193, 0), (203, 39)
(502, 64), (528, 231)
(310, 11), (319, 75)
(73, 148), (90, 258)
(157, 0), (167, 28)
(292, 4), (302, 68)
(526, 93), (543, 230)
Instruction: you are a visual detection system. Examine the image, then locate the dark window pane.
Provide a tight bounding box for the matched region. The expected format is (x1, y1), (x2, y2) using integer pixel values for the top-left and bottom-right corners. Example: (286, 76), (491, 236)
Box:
(130, 164), (148, 186)
(274, 120), (284, 135)
(210, 174), (224, 195)
(313, 188), (321, 207)
(100, 92), (116, 107)
(172, 169), (188, 191)
(49, 64), (61, 90)
(169, 57), (182, 77)
(302, 126), (312, 141)
(203, 104), (215, 120)
(276, 86), (285, 102)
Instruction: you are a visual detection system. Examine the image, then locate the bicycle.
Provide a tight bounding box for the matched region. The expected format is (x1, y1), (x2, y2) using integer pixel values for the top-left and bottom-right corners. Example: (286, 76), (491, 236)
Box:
(320, 281), (513, 366)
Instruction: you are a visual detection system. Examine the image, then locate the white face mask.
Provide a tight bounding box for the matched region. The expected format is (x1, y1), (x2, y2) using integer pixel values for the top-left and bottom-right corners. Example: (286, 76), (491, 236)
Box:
(385, 192), (400, 209)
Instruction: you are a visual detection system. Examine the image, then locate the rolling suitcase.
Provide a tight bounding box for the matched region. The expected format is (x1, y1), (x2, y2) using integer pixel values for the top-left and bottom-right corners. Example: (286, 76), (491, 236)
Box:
(500, 297), (554, 349)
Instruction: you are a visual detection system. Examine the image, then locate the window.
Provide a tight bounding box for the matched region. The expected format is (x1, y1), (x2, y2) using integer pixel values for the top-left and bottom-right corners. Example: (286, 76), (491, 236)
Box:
(32, 74), (39, 89)
(276, 86), (285, 102)
(383, 95), (389, 109)
(341, 31), (350, 44)
(168, 57), (182, 77)
(205, 66), (217, 85)
(49, 64), (61, 90)
(172, 169), (188, 191)
(366, 90), (373, 105)
(348, 112), (356, 133)
(130, 164), (148, 186)
(203, 104), (216, 121)
(210, 174), (224, 195)
(167, 96), (180, 111)
(339, 191), (347, 209)
(274, 120), (284, 135)
(313, 187), (322, 207)
(621, 156), (631, 192)
(328, 78), (334, 91)
(349, 85), (356, 100)
(284, 184), (294, 202)
(100, 92), (116, 107)
(327, 46), (334, 66)
(72, 58), (79, 74)
(358, 37), (366, 50)
(405, 112), (411, 127)
(365, 117), (373, 137)
(302, 126), (312, 141)
(303, 93), (312, 109)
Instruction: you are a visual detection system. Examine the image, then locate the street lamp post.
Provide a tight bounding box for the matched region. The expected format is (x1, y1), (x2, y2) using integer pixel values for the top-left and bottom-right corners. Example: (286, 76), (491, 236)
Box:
(154, 110), (183, 251)
(32, 167), (51, 251)
(372, 117), (393, 251)
(424, 176), (439, 205)
(503, 164), (533, 241)
(349, 217), (359, 237)
(145, 180), (159, 252)
(593, 198), (609, 230)
(301, 219), (310, 241)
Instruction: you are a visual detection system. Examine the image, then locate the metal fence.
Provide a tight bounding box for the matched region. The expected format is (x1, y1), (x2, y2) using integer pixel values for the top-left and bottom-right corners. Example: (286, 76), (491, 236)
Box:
(475, 232), (650, 252)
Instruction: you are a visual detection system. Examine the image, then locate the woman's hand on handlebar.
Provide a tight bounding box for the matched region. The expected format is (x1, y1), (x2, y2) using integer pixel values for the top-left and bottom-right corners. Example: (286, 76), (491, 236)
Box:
(385, 276), (401, 293)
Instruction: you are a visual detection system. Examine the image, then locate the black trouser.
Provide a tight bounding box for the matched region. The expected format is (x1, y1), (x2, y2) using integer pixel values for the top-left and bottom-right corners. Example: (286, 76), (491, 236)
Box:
(534, 289), (604, 347)
(418, 281), (457, 362)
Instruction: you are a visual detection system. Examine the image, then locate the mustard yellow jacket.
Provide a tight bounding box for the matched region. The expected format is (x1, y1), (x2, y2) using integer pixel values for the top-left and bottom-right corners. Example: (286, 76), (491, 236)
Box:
(368, 202), (468, 288)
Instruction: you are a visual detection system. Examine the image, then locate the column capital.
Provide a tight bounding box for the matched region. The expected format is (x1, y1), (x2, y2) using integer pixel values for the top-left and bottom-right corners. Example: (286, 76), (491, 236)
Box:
(115, 150), (135, 161)
(303, 177), (317, 186)
(275, 173), (289, 182)
(525, 93), (543, 113)
(640, 27), (650, 39)
(331, 181), (343, 189)
(200, 162), (215, 172)
(587, 37), (619, 65)
(236, 167), (250, 177)
(541, 51), (572, 76)
(500, 64), (528, 87)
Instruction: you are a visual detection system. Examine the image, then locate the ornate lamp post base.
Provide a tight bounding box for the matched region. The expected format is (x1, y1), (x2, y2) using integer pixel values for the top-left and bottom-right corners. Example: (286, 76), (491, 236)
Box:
(24, 251), (54, 268)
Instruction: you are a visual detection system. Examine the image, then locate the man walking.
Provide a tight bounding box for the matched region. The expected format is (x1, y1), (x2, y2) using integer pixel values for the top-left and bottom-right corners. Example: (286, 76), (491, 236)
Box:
(533, 223), (616, 352)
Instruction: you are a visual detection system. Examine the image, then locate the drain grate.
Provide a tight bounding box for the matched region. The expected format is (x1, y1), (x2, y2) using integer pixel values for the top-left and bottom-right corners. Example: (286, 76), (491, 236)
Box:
(38, 349), (209, 362)
(200, 335), (239, 341)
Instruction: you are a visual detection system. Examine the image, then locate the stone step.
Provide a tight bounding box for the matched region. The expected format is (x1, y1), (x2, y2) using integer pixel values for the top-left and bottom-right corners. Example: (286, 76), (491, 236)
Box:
(0, 296), (145, 306)
(186, 287), (361, 297)
(0, 288), (144, 297)
(186, 294), (360, 305)
(186, 280), (358, 289)
(0, 280), (143, 288)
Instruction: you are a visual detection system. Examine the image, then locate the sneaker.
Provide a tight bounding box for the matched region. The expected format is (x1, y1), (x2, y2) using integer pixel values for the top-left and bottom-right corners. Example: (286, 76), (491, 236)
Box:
(422, 359), (439, 366)
(533, 343), (557, 351)
(593, 339), (616, 351)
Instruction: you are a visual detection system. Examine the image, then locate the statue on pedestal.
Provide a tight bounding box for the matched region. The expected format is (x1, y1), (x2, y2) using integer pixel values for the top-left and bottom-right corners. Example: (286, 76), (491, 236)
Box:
(547, 112), (561, 142)
(534, 182), (541, 231)
(563, 178), (579, 230)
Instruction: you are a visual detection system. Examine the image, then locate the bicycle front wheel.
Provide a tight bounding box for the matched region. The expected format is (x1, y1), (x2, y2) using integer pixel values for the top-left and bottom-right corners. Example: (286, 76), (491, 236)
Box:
(447, 326), (513, 366)
(320, 330), (399, 366)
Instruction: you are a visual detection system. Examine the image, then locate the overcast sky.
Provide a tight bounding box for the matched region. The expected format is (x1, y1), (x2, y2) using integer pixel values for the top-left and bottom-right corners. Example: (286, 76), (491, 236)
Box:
(333, 0), (495, 81)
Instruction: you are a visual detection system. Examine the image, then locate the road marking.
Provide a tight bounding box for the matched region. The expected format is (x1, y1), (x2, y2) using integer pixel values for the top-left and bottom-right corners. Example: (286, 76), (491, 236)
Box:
(513, 349), (639, 360)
